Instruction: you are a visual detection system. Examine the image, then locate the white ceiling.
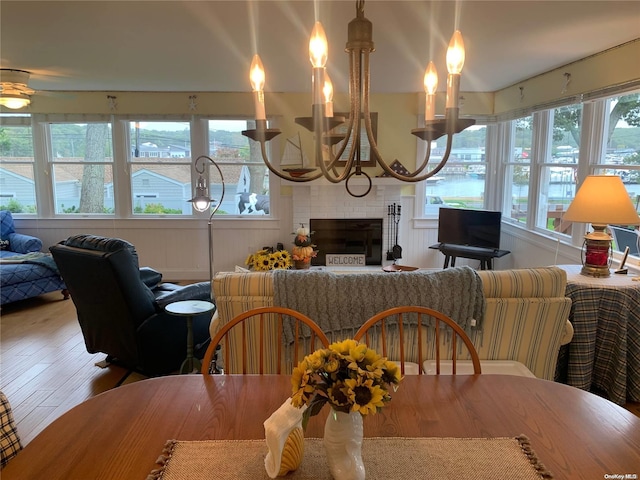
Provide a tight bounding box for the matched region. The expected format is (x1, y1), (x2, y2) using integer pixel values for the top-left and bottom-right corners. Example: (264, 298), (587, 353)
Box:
(1, 1), (639, 95)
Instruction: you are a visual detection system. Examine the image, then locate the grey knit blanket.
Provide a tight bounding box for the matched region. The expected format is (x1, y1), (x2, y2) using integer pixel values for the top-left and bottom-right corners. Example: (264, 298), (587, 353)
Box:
(273, 266), (485, 343)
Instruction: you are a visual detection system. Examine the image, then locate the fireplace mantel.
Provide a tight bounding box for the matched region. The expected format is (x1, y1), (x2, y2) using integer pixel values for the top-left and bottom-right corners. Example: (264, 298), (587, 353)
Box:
(286, 176), (402, 202)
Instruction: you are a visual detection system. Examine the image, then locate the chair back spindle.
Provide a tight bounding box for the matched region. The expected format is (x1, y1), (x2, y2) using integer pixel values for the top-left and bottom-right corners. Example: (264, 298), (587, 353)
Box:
(202, 306), (329, 375)
(354, 306), (481, 375)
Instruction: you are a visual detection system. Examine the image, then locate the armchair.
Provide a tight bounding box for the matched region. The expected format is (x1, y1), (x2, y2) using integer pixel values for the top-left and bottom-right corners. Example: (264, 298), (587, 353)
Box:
(50, 234), (213, 375)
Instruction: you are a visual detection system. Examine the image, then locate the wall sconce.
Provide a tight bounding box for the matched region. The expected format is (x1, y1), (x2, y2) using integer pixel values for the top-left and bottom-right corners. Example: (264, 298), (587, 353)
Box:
(563, 175), (640, 277)
(188, 155), (225, 283)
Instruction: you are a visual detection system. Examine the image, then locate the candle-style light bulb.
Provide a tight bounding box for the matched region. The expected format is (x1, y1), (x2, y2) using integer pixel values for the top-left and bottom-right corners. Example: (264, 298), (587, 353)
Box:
(309, 22), (328, 68)
(445, 30), (465, 110)
(423, 61), (438, 121)
(309, 22), (328, 106)
(323, 73), (334, 117)
(250, 54), (266, 120)
(446, 30), (465, 74)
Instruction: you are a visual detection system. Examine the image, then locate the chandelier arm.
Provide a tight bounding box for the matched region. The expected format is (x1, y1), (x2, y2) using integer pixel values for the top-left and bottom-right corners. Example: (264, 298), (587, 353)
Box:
(396, 139), (435, 178)
(320, 50), (361, 173)
(314, 111), (343, 184)
(325, 47), (363, 177)
(359, 41), (450, 182)
(313, 55), (360, 181)
(324, 112), (356, 173)
(360, 51), (429, 181)
(403, 141), (433, 177)
(373, 133), (454, 183)
(417, 134), (455, 179)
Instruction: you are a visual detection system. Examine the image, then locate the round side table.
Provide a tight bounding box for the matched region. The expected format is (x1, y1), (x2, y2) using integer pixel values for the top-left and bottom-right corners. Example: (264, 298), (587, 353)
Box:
(165, 300), (215, 374)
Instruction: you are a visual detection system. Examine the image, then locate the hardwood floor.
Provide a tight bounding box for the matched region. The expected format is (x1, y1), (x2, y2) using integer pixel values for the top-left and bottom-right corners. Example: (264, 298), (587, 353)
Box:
(1, 290), (639, 445)
(0, 291), (147, 445)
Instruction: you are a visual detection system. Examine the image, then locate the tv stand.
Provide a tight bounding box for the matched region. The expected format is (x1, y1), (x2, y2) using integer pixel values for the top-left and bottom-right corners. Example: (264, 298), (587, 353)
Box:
(429, 243), (510, 270)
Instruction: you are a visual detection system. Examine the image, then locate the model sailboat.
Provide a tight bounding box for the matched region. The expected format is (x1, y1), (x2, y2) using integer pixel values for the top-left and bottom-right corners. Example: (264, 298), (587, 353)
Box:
(281, 133), (315, 178)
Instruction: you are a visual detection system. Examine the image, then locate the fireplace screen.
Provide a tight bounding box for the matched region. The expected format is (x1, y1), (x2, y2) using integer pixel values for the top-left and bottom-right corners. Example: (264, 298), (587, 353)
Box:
(310, 218), (383, 266)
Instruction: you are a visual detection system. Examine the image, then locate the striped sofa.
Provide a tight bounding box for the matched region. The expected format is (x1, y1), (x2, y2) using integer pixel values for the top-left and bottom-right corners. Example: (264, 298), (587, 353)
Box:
(210, 266), (573, 380)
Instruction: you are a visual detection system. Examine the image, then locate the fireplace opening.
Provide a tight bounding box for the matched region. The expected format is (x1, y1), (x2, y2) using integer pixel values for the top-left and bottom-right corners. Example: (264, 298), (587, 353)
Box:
(310, 218), (383, 266)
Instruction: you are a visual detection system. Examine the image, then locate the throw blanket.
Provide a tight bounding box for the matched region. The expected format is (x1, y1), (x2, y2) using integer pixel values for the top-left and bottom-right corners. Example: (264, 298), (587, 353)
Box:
(273, 266), (485, 343)
(0, 252), (60, 274)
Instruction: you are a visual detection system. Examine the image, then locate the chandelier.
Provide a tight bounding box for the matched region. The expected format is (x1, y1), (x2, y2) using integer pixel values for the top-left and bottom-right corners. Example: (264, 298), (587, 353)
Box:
(241, 0), (475, 197)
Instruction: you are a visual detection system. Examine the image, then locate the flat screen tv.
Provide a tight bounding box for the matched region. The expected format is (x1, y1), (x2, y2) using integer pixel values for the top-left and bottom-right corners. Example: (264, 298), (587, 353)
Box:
(310, 218), (383, 266)
(437, 208), (502, 250)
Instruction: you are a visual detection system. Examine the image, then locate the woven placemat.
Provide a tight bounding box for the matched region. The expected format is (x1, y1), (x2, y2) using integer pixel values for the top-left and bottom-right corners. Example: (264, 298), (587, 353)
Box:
(147, 436), (552, 480)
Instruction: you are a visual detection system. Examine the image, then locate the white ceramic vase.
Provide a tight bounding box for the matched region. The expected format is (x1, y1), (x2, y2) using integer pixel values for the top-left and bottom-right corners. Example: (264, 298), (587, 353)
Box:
(323, 409), (365, 480)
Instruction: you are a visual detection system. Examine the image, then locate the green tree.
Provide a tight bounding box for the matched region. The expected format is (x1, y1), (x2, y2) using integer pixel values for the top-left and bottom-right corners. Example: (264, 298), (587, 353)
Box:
(554, 93), (640, 146)
(0, 128), (11, 154)
(78, 124), (108, 213)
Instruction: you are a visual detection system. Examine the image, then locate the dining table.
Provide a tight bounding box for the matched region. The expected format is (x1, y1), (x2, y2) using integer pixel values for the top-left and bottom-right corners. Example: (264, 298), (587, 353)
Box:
(3, 374), (639, 479)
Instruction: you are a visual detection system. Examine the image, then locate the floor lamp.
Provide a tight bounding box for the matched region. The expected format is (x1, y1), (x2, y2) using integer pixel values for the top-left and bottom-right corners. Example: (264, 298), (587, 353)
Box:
(188, 155), (226, 286)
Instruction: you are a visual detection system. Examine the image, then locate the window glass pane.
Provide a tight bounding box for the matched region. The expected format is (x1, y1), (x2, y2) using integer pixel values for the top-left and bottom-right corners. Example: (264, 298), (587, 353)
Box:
(423, 125), (487, 215)
(208, 119), (270, 215)
(128, 121), (191, 215)
(130, 121), (191, 163)
(50, 123), (114, 214)
(603, 92), (640, 214)
(505, 116), (532, 224)
(0, 119), (36, 213)
(597, 92), (640, 252)
(537, 104), (582, 234)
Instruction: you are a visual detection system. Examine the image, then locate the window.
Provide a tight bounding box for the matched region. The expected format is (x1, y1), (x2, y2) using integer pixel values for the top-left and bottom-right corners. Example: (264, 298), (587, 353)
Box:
(423, 125), (488, 215)
(0, 115), (36, 213)
(595, 92), (640, 252)
(536, 104), (582, 235)
(207, 119), (271, 215)
(129, 121), (191, 215)
(504, 115), (533, 224)
(49, 122), (114, 214)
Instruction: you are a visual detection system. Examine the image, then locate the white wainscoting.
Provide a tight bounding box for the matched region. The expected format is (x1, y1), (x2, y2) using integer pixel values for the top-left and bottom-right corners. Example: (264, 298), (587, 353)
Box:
(15, 188), (599, 282)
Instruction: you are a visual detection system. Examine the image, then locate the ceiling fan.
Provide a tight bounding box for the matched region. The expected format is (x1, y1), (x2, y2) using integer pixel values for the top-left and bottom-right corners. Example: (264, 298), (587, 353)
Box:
(0, 69), (35, 109)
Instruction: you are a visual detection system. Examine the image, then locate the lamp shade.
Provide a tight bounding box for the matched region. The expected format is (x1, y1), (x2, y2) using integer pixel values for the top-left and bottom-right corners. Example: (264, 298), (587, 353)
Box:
(563, 175), (640, 226)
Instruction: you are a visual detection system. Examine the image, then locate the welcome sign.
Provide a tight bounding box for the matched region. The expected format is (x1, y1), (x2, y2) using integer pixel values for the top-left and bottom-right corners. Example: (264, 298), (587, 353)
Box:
(325, 254), (366, 266)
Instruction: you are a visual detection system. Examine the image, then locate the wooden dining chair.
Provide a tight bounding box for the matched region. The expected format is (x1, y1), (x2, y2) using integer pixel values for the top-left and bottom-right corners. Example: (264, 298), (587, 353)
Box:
(201, 306), (330, 374)
(353, 306), (481, 375)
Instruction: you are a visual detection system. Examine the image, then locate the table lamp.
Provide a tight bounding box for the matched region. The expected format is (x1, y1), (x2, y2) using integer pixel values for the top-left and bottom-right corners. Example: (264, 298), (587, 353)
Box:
(562, 175), (640, 277)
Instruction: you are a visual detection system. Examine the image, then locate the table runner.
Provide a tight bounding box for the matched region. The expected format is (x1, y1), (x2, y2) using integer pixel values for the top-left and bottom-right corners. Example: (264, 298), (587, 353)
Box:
(147, 436), (552, 480)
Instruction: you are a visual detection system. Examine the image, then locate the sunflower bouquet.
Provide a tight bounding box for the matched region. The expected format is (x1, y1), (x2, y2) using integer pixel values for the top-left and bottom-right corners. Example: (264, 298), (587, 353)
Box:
(245, 248), (293, 271)
(291, 339), (402, 428)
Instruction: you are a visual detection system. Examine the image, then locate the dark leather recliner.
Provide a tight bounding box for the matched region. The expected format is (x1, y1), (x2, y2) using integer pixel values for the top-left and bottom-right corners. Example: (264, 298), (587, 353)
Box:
(50, 234), (213, 375)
